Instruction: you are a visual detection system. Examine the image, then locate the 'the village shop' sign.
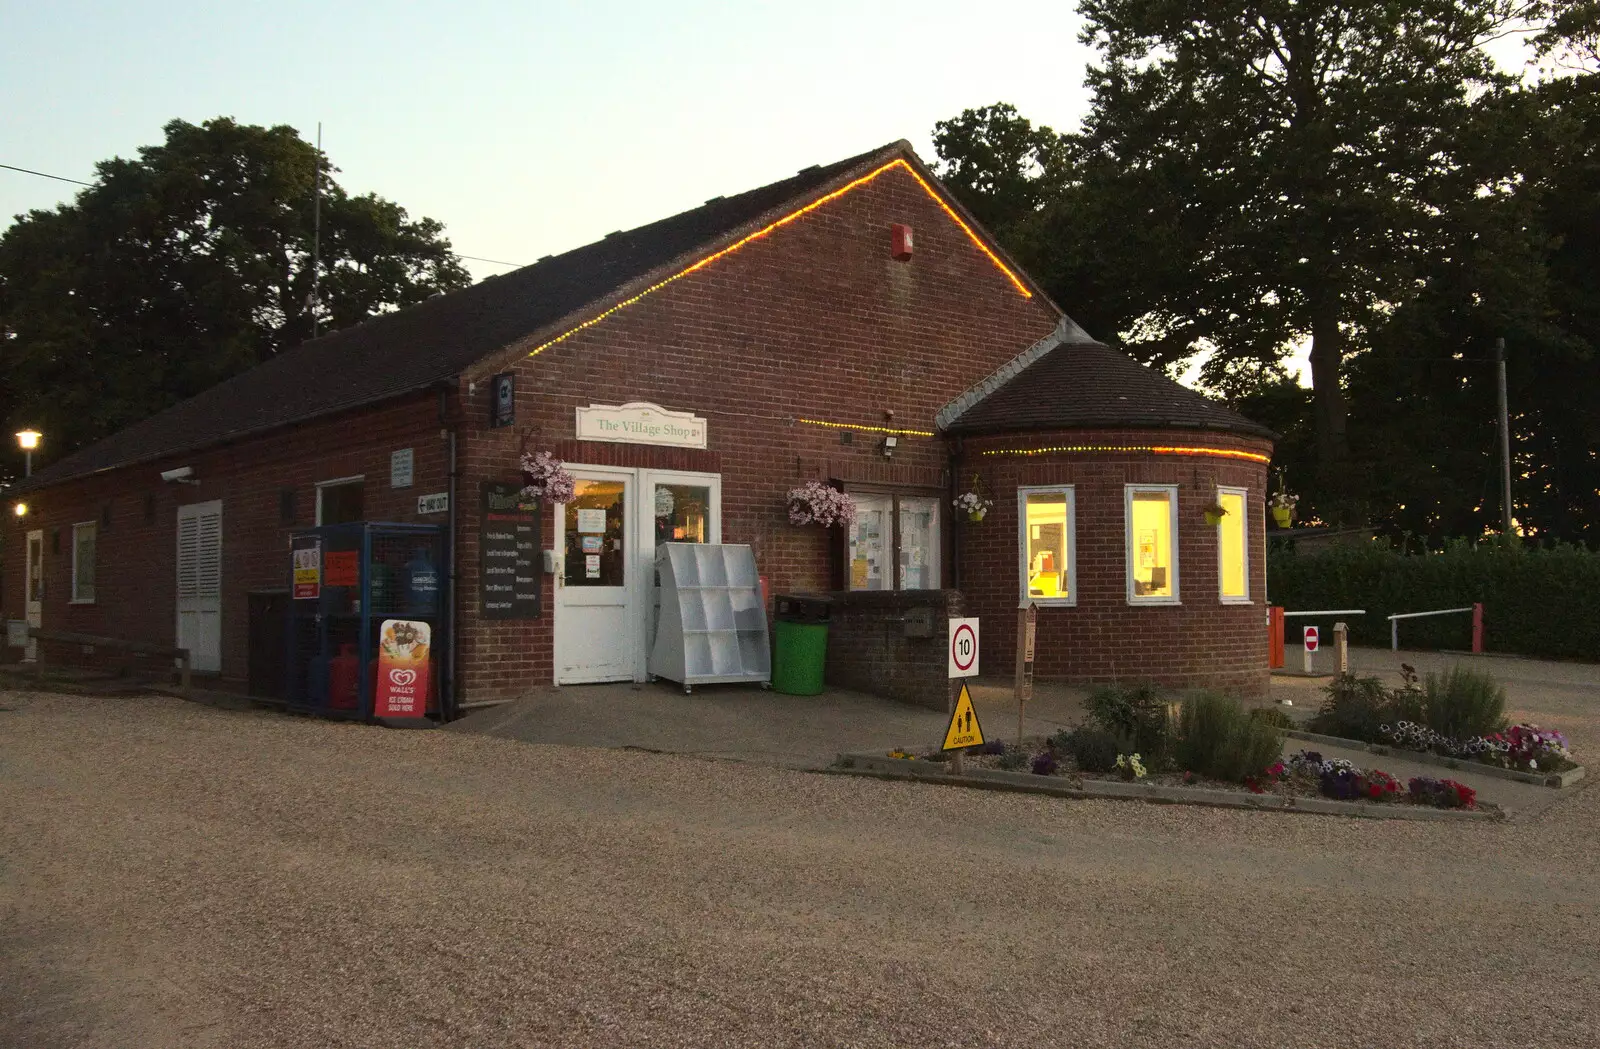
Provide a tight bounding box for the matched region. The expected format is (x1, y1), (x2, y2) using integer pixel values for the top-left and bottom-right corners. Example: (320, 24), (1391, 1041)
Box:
(575, 401), (707, 449)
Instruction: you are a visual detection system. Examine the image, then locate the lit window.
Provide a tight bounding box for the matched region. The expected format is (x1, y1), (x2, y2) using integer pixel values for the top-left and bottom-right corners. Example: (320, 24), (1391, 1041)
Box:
(1126, 486), (1179, 603)
(1020, 487), (1074, 604)
(71, 522), (96, 603)
(846, 493), (941, 591)
(1218, 487), (1249, 601)
(316, 477), (365, 525)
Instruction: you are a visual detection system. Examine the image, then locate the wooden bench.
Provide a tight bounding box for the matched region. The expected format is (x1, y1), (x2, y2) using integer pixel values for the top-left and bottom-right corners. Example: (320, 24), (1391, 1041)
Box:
(26, 628), (193, 695)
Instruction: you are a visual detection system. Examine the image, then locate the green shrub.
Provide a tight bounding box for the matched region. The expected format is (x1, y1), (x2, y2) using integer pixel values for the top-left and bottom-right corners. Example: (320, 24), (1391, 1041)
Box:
(1249, 706), (1296, 730)
(996, 749), (1028, 771)
(1086, 684), (1174, 762)
(1423, 666), (1507, 740)
(1176, 692), (1285, 783)
(1266, 540), (1600, 661)
(1308, 675), (1392, 742)
(1064, 726), (1122, 774)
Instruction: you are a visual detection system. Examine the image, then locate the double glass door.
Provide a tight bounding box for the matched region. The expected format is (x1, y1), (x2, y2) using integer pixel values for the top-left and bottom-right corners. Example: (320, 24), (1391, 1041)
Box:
(553, 467), (720, 684)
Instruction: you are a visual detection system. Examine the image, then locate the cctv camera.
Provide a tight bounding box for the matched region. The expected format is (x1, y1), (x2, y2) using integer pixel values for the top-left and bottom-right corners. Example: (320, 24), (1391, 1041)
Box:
(160, 466), (195, 483)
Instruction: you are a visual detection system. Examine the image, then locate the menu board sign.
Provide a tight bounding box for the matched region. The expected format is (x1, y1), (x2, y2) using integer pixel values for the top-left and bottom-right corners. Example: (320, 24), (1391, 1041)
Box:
(480, 482), (540, 619)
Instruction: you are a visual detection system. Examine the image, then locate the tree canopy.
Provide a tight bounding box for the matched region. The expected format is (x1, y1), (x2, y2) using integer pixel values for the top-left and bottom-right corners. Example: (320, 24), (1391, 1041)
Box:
(934, 2), (1600, 544)
(0, 118), (470, 480)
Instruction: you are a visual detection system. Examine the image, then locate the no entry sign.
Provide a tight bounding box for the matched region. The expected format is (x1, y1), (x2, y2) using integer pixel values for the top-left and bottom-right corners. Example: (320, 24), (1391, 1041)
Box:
(1304, 625), (1320, 652)
(948, 617), (980, 678)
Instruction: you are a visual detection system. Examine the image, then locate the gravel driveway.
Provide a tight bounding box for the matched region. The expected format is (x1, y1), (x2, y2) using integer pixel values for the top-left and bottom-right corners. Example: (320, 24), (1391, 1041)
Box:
(3, 686), (1597, 1049)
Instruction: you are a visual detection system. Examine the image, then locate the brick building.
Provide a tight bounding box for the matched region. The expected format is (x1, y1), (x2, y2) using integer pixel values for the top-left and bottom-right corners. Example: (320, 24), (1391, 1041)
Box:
(3, 140), (1274, 709)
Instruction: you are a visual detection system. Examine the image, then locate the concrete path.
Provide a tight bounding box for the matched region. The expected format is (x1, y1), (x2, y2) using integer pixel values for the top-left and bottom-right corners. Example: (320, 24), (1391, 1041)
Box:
(455, 646), (1592, 818)
(449, 678), (1087, 769)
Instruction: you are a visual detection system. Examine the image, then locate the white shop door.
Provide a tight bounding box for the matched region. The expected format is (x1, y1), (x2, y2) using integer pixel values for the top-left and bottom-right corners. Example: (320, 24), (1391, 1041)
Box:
(554, 470), (635, 683)
(176, 500), (223, 674)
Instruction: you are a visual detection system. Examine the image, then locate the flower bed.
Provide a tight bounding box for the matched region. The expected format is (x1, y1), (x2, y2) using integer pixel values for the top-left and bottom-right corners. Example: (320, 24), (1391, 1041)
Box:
(1308, 664), (1579, 776)
(898, 737), (1499, 815)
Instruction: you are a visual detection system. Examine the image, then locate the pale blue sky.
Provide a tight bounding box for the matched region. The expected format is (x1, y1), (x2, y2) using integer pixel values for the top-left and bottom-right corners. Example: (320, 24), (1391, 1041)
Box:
(1, 0), (1096, 279)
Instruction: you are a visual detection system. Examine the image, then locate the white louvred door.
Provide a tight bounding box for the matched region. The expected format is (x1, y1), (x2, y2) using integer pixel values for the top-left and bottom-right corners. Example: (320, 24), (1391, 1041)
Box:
(176, 500), (223, 673)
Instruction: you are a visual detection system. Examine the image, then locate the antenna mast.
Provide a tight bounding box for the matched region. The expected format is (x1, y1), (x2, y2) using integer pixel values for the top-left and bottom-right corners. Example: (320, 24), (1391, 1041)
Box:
(310, 121), (322, 337)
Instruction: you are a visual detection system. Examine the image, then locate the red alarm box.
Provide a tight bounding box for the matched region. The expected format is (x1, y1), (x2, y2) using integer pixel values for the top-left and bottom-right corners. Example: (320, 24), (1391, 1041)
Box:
(890, 223), (913, 260)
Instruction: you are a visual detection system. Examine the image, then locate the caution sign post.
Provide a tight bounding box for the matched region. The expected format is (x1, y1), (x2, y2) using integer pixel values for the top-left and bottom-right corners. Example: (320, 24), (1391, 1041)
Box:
(943, 683), (985, 751)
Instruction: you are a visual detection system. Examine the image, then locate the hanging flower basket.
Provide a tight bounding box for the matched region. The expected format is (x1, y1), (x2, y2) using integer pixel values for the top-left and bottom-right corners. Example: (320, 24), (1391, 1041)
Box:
(520, 450), (576, 504)
(1203, 501), (1229, 527)
(787, 481), (856, 528)
(1270, 490), (1298, 528)
(953, 490), (992, 523)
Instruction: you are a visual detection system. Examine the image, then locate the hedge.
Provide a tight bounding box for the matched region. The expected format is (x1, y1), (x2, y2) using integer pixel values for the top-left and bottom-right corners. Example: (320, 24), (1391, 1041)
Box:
(1266, 541), (1600, 661)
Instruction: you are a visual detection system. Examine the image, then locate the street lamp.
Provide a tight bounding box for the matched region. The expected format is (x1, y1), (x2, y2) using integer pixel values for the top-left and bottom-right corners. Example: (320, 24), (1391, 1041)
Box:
(16, 429), (41, 477)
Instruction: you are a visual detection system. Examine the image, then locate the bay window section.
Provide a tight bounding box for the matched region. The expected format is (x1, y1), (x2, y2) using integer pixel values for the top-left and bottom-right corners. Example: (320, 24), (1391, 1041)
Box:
(1020, 487), (1074, 604)
(1126, 485), (1179, 603)
(1217, 487), (1249, 601)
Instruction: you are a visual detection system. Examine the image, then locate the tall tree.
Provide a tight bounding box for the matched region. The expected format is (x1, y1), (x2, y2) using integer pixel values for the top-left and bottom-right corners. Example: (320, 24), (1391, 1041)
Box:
(1350, 73), (1600, 546)
(1071, 1), (1544, 512)
(0, 118), (470, 476)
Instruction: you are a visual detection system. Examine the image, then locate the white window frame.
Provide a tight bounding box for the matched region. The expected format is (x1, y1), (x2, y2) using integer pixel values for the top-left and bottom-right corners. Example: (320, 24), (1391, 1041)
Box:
(1124, 484), (1180, 606)
(1217, 486), (1251, 604)
(315, 475), (365, 525)
(1017, 485), (1076, 607)
(70, 521), (96, 604)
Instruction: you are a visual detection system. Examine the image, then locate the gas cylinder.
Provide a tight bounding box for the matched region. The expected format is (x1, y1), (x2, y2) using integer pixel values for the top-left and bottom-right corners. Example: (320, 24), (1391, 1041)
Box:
(329, 643), (360, 710)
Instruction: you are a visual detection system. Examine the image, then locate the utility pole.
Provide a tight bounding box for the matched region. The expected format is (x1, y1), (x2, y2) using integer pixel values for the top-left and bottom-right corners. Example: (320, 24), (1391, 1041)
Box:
(310, 122), (322, 338)
(1494, 337), (1513, 536)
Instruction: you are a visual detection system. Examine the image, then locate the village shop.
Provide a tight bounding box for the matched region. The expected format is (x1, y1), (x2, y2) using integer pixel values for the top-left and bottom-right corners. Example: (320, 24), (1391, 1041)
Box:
(3, 140), (1274, 715)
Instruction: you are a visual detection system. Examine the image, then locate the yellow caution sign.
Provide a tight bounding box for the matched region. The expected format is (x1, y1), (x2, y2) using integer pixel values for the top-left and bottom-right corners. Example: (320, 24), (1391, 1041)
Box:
(942, 683), (985, 751)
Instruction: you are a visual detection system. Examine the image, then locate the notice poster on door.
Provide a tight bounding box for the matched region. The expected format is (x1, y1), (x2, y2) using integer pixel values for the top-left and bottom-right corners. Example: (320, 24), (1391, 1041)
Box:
(292, 537), (322, 599)
(576, 508), (606, 534)
(480, 482), (541, 619)
(374, 619), (431, 718)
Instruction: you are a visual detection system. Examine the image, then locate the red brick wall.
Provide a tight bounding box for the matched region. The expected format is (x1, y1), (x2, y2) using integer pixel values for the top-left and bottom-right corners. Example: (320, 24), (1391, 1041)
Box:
(1, 162), (1062, 704)
(955, 428), (1274, 697)
(0, 394), (449, 682)
(455, 164), (1060, 701)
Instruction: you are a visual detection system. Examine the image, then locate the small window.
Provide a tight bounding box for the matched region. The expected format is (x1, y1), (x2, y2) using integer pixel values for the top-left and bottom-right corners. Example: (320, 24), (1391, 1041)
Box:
(1126, 485), (1179, 604)
(1020, 487), (1075, 604)
(316, 477), (365, 525)
(1218, 487), (1249, 602)
(71, 522), (96, 604)
(845, 492), (941, 591)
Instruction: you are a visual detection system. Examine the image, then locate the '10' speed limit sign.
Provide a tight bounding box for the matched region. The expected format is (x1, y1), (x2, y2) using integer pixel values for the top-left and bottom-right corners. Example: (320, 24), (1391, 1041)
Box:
(948, 617), (980, 678)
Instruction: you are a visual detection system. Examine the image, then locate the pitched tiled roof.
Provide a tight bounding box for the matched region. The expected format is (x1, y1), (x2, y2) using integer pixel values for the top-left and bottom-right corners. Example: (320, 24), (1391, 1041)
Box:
(21, 143), (905, 490)
(940, 329), (1275, 439)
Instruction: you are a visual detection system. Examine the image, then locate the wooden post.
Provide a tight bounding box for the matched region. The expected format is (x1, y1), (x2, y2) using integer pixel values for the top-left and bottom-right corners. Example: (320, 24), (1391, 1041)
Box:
(1268, 606), (1285, 669)
(1015, 603), (1036, 747)
(1471, 603), (1484, 654)
(1334, 622), (1349, 675)
(948, 678), (964, 776)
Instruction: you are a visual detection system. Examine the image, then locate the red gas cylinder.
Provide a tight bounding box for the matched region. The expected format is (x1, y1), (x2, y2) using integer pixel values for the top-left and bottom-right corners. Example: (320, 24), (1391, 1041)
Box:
(329, 643), (361, 710)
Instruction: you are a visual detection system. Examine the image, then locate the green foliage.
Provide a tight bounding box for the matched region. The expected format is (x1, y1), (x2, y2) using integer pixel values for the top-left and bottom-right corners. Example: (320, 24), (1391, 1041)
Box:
(1308, 675), (1394, 742)
(1423, 667), (1508, 740)
(1085, 683), (1174, 761)
(996, 749), (1029, 771)
(1175, 693), (1285, 784)
(0, 117), (471, 477)
(1064, 726), (1123, 774)
(1249, 706), (1296, 731)
(1267, 541), (1600, 660)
